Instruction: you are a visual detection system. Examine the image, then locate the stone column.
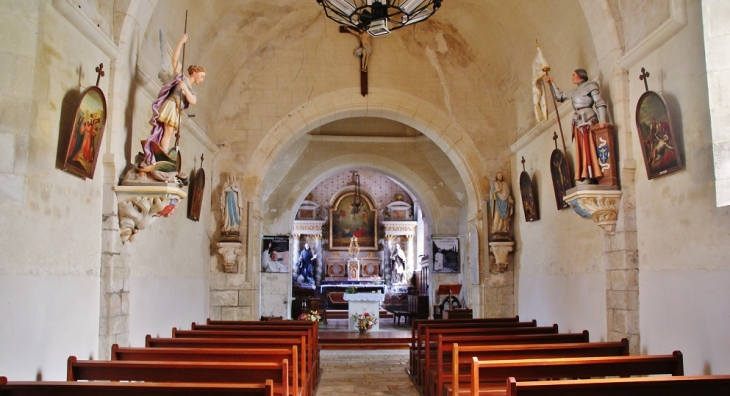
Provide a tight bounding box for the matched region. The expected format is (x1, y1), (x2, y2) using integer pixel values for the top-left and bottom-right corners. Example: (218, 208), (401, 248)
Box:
(313, 234), (323, 286)
(384, 236), (394, 285)
(292, 234), (301, 282)
(406, 235), (415, 282)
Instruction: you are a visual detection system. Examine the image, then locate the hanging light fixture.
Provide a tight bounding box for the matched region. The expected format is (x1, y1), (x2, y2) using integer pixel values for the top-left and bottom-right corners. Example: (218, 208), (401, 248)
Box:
(316, 0), (443, 37)
(348, 170), (363, 211)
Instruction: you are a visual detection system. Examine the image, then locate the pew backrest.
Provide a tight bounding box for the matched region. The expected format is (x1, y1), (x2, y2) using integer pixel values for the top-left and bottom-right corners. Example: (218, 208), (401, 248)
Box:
(505, 375), (730, 396)
(0, 376), (275, 396)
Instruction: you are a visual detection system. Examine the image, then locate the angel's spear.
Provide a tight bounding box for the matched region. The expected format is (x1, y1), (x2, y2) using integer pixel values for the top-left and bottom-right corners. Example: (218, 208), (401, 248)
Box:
(174, 10), (188, 150)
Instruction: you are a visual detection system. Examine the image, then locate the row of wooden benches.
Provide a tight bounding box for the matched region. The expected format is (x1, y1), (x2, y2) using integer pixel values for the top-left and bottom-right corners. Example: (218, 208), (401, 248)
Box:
(408, 316), (730, 395)
(1, 319), (320, 396)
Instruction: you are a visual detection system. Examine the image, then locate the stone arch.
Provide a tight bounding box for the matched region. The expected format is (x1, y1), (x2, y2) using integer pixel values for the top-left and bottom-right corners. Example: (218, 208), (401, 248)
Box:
(274, 154), (442, 236)
(246, 87), (486, 219)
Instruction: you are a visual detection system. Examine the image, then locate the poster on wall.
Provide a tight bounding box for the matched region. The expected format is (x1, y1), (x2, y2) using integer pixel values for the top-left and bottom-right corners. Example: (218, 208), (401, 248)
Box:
(261, 235), (290, 273)
(432, 236), (460, 273)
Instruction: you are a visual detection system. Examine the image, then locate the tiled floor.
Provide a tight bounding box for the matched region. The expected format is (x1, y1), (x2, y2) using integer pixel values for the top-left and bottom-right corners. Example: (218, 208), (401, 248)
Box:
(315, 349), (418, 396)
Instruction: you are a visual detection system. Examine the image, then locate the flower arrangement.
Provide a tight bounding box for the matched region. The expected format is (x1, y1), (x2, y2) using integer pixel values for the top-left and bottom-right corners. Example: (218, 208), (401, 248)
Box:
(298, 310), (321, 322)
(352, 312), (377, 332)
(345, 286), (357, 294)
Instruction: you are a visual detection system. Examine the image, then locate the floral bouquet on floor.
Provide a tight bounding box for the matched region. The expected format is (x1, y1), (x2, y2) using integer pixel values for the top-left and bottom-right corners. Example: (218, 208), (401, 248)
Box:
(352, 312), (377, 333)
(298, 310), (321, 322)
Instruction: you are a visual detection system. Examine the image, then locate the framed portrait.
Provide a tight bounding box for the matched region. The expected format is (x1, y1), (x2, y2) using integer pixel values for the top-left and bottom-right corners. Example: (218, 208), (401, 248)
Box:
(635, 91), (683, 179)
(329, 191), (378, 251)
(519, 171), (539, 222)
(62, 86), (107, 179)
(549, 149), (572, 210)
(432, 236), (459, 273)
(261, 235), (290, 273)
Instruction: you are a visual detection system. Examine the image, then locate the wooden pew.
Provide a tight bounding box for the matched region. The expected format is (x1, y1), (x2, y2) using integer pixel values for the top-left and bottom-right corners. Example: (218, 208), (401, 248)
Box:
(410, 317), (523, 374)
(145, 335), (311, 396)
(67, 356), (291, 396)
(111, 344), (304, 396)
(415, 324), (560, 387)
(0, 376), (274, 396)
(187, 321), (320, 392)
(505, 375), (730, 396)
(427, 339), (628, 396)
(462, 351), (685, 396)
(171, 328), (317, 396)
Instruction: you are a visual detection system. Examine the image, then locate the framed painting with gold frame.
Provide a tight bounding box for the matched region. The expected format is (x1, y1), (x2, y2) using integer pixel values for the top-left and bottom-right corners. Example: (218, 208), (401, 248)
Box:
(328, 191), (378, 251)
(62, 86), (107, 179)
(635, 91), (682, 179)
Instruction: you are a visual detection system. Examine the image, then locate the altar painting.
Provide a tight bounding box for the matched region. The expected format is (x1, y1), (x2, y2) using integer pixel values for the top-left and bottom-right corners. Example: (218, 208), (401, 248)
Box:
(329, 192), (378, 250)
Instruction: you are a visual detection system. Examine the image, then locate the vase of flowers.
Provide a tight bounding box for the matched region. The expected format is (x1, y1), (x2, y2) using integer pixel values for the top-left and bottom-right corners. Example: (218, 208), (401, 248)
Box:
(298, 310), (321, 323)
(352, 312), (377, 334)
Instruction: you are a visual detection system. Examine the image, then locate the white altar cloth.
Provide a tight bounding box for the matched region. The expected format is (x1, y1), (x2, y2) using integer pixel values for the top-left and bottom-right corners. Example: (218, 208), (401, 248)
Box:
(343, 292), (385, 331)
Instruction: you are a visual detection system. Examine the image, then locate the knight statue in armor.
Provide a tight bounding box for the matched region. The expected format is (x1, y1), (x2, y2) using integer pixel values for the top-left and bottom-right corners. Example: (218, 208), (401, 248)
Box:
(546, 69), (608, 183)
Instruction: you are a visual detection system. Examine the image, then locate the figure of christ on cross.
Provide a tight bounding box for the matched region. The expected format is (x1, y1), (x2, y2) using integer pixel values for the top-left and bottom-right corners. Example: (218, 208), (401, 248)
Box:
(340, 26), (371, 96)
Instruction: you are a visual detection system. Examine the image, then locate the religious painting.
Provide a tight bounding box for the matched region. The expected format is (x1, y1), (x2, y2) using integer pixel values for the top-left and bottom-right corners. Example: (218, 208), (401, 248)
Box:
(519, 171), (539, 222)
(329, 191), (378, 251)
(187, 162), (205, 221)
(432, 236), (460, 273)
(549, 149), (572, 210)
(636, 91), (683, 179)
(62, 86), (107, 179)
(261, 235), (290, 273)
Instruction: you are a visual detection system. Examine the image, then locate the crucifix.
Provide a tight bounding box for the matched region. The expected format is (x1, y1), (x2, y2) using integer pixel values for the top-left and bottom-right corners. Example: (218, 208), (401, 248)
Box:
(95, 63), (105, 87)
(639, 67), (651, 92)
(340, 26), (370, 96)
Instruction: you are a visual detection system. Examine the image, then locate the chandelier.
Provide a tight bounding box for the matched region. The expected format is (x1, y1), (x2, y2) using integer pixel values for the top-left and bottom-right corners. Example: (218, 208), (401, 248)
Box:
(348, 170), (363, 211)
(316, 0), (443, 37)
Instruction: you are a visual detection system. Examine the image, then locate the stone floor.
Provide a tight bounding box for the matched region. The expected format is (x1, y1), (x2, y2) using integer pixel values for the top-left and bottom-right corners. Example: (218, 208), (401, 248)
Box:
(315, 349), (418, 396)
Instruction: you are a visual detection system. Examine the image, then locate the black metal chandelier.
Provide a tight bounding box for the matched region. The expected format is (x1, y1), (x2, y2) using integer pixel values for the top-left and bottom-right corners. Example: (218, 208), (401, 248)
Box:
(316, 0), (443, 37)
(348, 170), (363, 211)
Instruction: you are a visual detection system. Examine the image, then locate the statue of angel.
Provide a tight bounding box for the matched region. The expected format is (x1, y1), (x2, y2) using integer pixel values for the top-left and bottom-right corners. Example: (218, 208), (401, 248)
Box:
(142, 31), (206, 169)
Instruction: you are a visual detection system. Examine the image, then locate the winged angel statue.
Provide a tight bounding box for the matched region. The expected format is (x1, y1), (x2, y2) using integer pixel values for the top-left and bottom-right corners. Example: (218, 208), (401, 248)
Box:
(122, 30), (206, 185)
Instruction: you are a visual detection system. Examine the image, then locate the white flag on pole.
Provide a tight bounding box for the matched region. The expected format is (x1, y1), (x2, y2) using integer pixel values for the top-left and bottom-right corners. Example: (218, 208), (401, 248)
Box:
(532, 43), (550, 123)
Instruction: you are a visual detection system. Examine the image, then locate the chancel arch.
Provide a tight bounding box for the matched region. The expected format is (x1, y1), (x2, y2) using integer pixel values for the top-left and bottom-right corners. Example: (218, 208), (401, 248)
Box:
(239, 88), (488, 218)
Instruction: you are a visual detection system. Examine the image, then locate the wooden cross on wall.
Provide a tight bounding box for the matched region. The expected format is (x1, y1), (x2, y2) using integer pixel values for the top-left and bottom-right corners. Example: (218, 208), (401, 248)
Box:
(95, 63), (105, 87)
(340, 26), (369, 96)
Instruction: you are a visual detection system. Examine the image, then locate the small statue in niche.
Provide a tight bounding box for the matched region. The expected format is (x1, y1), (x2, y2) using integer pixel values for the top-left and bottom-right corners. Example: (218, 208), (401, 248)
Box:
(298, 243), (316, 284)
(390, 242), (406, 285)
(489, 172), (514, 237)
(221, 174), (243, 235)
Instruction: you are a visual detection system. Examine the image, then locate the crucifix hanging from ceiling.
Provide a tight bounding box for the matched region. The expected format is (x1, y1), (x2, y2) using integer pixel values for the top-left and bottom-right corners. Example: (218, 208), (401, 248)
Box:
(340, 26), (371, 96)
(319, 0), (445, 97)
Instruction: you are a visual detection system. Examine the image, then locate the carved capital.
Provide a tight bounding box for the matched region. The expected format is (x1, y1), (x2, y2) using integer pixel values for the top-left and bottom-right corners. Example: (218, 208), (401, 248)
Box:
(488, 241), (514, 274)
(564, 187), (622, 235)
(292, 220), (326, 235)
(114, 185), (187, 243)
(217, 241), (242, 273)
(382, 221), (418, 236)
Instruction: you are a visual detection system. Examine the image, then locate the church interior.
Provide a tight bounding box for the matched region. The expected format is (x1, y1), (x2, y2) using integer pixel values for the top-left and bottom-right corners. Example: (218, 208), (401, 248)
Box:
(2, 0), (730, 390)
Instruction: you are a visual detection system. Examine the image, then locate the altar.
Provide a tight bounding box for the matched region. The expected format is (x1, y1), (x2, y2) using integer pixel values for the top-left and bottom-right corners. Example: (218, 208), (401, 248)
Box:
(343, 292), (384, 331)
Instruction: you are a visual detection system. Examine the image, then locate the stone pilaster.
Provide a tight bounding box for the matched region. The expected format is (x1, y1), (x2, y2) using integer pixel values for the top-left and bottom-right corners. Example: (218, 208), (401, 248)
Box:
(98, 154), (128, 359)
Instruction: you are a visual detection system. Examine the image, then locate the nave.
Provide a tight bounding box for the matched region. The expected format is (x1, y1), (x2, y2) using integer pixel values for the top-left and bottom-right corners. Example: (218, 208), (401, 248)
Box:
(315, 350), (416, 396)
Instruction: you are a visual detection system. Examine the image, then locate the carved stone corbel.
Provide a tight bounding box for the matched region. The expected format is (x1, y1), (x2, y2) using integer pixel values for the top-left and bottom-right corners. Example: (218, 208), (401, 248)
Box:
(217, 241), (242, 273)
(488, 241), (514, 274)
(114, 185), (187, 243)
(563, 186), (622, 235)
